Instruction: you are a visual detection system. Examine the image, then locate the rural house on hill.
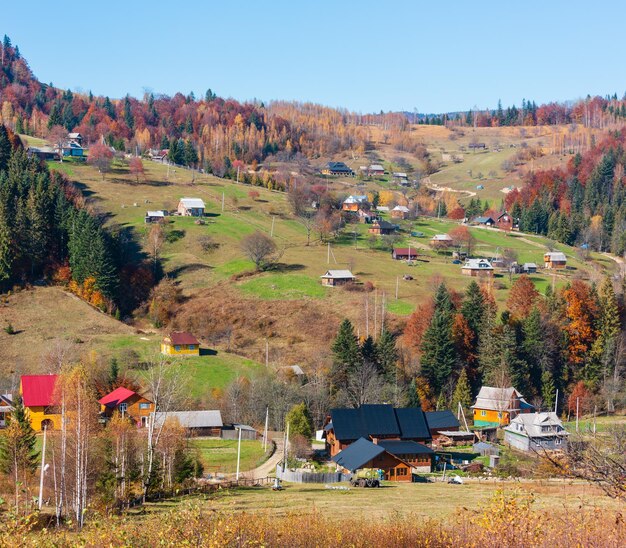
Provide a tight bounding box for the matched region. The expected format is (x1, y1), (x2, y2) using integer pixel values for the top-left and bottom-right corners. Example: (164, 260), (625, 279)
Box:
(323, 404), (431, 457)
(472, 386), (534, 427)
(461, 258), (494, 278)
(342, 195), (369, 212)
(504, 412), (568, 452)
(177, 197), (205, 217)
(368, 219), (396, 235)
(544, 251), (567, 269)
(322, 161), (354, 176)
(161, 332), (201, 356)
(0, 394), (13, 427)
(320, 269), (355, 286)
(153, 410), (223, 437)
(98, 386), (154, 427)
(20, 375), (60, 431)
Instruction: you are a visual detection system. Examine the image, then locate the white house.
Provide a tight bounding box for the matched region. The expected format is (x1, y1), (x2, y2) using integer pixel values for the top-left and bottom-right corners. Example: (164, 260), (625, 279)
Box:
(504, 412), (568, 452)
(461, 258), (494, 277)
(320, 269), (356, 286)
(178, 197), (206, 217)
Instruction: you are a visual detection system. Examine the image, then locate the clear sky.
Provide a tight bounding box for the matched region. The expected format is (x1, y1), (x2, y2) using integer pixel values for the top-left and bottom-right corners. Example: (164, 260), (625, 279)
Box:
(4, 1), (626, 113)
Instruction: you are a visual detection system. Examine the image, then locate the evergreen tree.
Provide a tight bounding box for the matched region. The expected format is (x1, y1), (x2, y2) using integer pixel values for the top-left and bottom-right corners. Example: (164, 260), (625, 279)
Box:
(103, 96), (116, 119)
(285, 402), (313, 439)
(47, 102), (62, 129)
(123, 96), (134, 130)
(376, 328), (397, 381)
(331, 319), (361, 387)
(407, 378), (421, 408)
(109, 357), (120, 387)
(541, 370), (556, 411)
(522, 306), (545, 394)
(450, 367), (472, 413)
(360, 335), (378, 367)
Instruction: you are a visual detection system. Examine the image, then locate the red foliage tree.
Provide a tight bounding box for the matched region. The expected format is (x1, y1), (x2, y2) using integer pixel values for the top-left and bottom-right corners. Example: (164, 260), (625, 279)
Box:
(88, 142), (114, 179)
(507, 275), (540, 319)
(129, 157), (145, 183)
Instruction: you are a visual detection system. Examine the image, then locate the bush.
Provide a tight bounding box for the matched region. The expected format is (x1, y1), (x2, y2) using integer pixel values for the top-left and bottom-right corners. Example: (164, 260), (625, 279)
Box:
(4, 323), (15, 335)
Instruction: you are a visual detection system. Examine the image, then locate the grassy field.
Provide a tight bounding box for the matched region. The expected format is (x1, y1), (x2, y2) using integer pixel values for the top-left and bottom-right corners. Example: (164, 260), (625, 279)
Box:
(189, 438), (267, 474)
(198, 480), (620, 520)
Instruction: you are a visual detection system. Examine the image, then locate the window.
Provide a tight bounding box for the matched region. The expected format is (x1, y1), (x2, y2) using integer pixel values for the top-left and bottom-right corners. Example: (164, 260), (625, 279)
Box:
(555, 438), (562, 445)
(139, 403), (150, 410)
(174, 345), (181, 352)
(188, 345), (195, 350)
(481, 410), (487, 417)
(119, 403), (128, 413)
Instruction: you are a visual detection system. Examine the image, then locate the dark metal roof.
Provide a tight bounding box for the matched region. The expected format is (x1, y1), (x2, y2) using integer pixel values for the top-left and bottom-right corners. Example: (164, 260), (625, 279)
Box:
(377, 440), (434, 455)
(425, 410), (460, 431)
(329, 405), (430, 442)
(395, 407), (432, 440)
(332, 437), (384, 471)
(326, 161), (352, 172)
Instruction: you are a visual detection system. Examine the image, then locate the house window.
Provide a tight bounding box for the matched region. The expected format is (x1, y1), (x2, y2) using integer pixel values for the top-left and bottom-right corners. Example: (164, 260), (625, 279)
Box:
(555, 438), (562, 445)
(481, 410), (487, 417)
(119, 403), (128, 413)
(139, 403), (150, 410)
(497, 412), (502, 419)
(174, 345), (181, 352)
(188, 345), (195, 350)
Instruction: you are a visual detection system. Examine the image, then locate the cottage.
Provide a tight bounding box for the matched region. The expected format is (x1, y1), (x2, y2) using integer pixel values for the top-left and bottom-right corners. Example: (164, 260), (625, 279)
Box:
(320, 269), (355, 286)
(544, 252), (567, 269)
(342, 195), (369, 212)
(430, 234), (453, 249)
(522, 262), (537, 274)
(61, 140), (84, 157)
(367, 164), (385, 176)
(392, 172), (408, 181)
(145, 210), (165, 223)
(153, 410), (223, 437)
(161, 332), (201, 356)
(99, 387), (154, 427)
(425, 410), (460, 437)
(323, 404), (431, 457)
(20, 375), (61, 431)
(461, 258), (494, 278)
(177, 197), (206, 217)
(322, 162), (354, 176)
(390, 205), (410, 219)
(495, 211), (513, 229)
(368, 219), (396, 235)
(471, 386), (534, 427)
(504, 412), (568, 452)
(27, 146), (60, 161)
(392, 247), (417, 260)
(67, 132), (83, 146)
(472, 216), (495, 226)
(0, 394), (13, 428)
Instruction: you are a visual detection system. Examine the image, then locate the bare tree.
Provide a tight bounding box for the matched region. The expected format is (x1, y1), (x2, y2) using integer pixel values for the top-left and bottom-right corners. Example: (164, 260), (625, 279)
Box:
(346, 362), (384, 408)
(146, 223), (164, 275)
(240, 231), (279, 270)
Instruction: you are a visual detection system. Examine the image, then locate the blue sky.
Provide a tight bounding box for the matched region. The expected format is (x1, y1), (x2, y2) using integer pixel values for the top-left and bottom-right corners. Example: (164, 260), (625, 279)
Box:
(4, 1), (626, 113)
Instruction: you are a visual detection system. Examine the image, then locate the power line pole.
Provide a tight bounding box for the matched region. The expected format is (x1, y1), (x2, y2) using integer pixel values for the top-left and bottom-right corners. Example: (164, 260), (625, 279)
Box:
(395, 276), (399, 300)
(271, 216), (275, 237)
(221, 192), (225, 212)
(236, 426), (242, 480)
(38, 424), (47, 510)
(263, 406), (269, 452)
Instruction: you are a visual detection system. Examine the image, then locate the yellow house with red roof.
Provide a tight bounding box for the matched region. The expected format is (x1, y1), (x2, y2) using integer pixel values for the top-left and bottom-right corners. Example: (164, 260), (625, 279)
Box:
(20, 374), (61, 431)
(161, 332), (200, 356)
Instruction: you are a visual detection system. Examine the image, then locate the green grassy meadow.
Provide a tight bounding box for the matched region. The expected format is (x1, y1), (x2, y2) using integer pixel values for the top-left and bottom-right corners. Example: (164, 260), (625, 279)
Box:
(189, 438), (267, 474)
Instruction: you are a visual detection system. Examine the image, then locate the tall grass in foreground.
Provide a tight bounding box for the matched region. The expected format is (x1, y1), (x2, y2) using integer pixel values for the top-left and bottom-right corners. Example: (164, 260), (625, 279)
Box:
(1, 490), (624, 547)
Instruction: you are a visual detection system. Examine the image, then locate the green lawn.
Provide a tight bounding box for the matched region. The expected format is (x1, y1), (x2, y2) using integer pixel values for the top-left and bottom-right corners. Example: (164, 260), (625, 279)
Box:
(237, 273), (328, 300)
(189, 438), (267, 474)
(386, 299), (415, 315)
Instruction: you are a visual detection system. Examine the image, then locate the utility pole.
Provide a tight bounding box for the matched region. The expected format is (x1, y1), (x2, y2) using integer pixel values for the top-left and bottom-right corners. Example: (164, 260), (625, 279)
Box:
(38, 425), (47, 510)
(395, 276), (399, 300)
(265, 338), (269, 368)
(263, 406), (269, 452)
(221, 192), (225, 212)
(554, 388), (558, 414)
(271, 216), (275, 237)
(576, 397), (579, 432)
(236, 426), (242, 480)
(327, 242), (330, 264)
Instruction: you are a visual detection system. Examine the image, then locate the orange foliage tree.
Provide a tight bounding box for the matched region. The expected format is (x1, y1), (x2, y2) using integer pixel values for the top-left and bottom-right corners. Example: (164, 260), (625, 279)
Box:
(562, 280), (598, 368)
(506, 275), (540, 319)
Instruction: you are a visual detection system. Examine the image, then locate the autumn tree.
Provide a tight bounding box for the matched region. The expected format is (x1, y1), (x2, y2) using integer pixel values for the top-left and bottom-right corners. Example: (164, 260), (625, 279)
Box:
(449, 225), (475, 256)
(129, 156), (145, 183)
(88, 142), (114, 179)
(240, 230), (278, 270)
(507, 275), (540, 320)
(47, 124), (67, 162)
(146, 223), (164, 275)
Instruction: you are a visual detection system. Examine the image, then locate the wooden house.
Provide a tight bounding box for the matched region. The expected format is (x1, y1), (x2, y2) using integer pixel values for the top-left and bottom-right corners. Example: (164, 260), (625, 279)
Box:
(61, 141), (84, 157)
(0, 394), (13, 428)
(495, 211), (513, 229)
(320, 269), (355, 286)
(145, 210), (165, 223)
(67, 132), (83, 146)
(461, 258), (494, 278)
(544, 252), (567, 269)
(323, 404), (431, 457)
(27, 146), (60, 161)
(99, 387), (154, 428)
(368, 219), (396, 235)
(390, 205), (410, 219)
(322, 162), (354, 176)
(153, 410), (223, 437)
(504, 412), (568, 452)
(392, 172), (408, 182)
(392, 247), (417, 261)
(20, 375), (61, 431)
(161, 332), (201, 356)
(472, 216), (495, 226)
(471, 386), (533, 427)
(342, 195), (368, 212)
(430, 234), (453, 249)
(522, 262), (537, 274)
(177, 197), (205, 217)
(367, 164), (385, 176)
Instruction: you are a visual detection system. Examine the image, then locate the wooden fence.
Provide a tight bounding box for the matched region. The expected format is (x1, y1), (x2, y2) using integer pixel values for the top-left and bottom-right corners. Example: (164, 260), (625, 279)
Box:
(275, 465), (351, 484)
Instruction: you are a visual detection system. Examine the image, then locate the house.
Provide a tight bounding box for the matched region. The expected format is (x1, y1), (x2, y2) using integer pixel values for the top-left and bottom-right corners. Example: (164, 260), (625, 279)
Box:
(332, 437), (431, 481)
(392, 172), (408, 182)
(390, 205), (410, 219)
(472, 216), (495, 226)
(0, 394), (13, 428)
(504, 412), (568, 452)
(99, 387), (154, 428)
(368, 219), (396, 235)
(177, 197), (206, 217)
(544, 252), (567, 269)
(461, 258), (494, 278)
(221, 423), (259, 440)
(522, 262), (537, 274)
(323, 404), (431, 457)
(67, 132), (83, 146)
(471, 386), (534, 427)
(153, 410), (223, 437)
(278, 365), (306, 380)
(468, 142), (487, 150)
(322, 162), (354, 176)
(425, 410), (460, 437)
(27, 146), (60, 161)
(495, 211), (513, 229)
(145, 210), (165, 223)
(20, 375), (61, 431)
(61, 140), (84, 157)
(430, 234), (453, 249)
(342, 195), (369, 212)
(357, 208), (378, 224)
(320, 269), (356, 286)
(161, 332), (201, 356)
(392, 247), (417, 261)
(367, 164), (385, 176)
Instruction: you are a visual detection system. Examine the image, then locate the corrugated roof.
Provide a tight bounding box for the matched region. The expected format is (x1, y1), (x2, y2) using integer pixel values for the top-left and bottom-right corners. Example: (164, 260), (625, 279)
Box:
(472, 386), (532, 412)
(332, 437), (385, 471)
(146, 210), (164, 217)
(425, 410), (460, 430)
(320, 270), (355, 279)
(168, 332), (200, 345)
(504, 412), (568, 439)
(154, 410), (223, 429)
(462, 258), (493, 270)
(377, 440), (434, 455)
(99, 386), (138, 407)
(544, 252), (567, 262)
(21, 375), (58, 407)
(431, 234), (452, 241)
(179, 197), (205, 209)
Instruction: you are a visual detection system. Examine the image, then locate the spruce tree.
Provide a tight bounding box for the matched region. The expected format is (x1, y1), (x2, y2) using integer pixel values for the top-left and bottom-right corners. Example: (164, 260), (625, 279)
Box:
(360, 336), (378, 367)
(541, 370), (556, 411)
(376, 328), (397, 381)
(331, 319), (361, 387)
(407, 378), (421, 408)
(451, 367), (472, 413)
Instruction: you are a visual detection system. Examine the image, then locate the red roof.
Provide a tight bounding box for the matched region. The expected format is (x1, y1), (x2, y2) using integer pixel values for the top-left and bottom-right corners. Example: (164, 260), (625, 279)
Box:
(393, 248), (417, 255)
(168, 332), (199, 345)
(21, 375), (58, 407)
(98, 386), (137, 407)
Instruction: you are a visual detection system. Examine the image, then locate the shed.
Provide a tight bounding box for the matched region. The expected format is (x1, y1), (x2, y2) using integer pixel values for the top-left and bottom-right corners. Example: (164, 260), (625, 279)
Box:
(522, 262), (537, 274)
(221, 423), (259, 440)
(544, 252), (567, 269)
(473, 441), (500, 456)
(320, 269), (355, 287)
(154, 410), (223, 437)
(178, 197), (206, 217)
(145, 210), (165, 223)
(392, 247), (417, 261)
